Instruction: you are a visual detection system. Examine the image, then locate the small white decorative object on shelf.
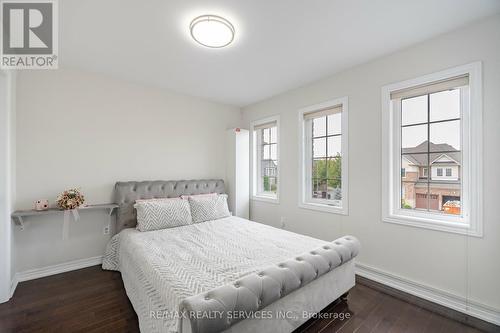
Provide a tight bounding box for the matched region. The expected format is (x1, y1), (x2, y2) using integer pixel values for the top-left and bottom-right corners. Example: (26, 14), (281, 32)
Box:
(34, 199), (49, 211)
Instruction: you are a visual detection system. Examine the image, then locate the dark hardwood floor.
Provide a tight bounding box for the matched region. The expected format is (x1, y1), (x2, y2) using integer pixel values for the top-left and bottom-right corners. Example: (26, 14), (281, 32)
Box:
(0, 266), (489, 333)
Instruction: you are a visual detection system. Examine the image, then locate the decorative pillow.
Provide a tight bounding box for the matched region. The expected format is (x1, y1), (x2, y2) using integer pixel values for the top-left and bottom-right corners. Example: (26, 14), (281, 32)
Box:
(215, 194), (231, 218)
(189, 194), (230, 223)
(180, 193), (217, 200)
(134, 198), (192, 232)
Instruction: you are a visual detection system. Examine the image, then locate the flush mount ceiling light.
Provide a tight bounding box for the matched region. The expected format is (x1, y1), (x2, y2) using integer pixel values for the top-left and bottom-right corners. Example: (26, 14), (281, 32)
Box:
(190, 15), (235, 48)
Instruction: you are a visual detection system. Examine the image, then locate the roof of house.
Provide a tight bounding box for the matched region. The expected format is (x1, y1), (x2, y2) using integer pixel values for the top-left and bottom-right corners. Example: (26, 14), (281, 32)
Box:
(402, 141), (461, 166)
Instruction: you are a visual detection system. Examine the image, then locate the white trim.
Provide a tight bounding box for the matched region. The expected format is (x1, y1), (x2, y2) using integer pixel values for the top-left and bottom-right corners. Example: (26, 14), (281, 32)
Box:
(14, 256), (103, 285)
(250, 115), (281, 204)
(9, 256), (103, 298)
(251, 196), (280, 204)
(0, 70), (14, 303)
(355, 262), (500, 326)
(298, 201), (347, 215)
(298, 96), (349, 215)
(10, 275), (18, 298)
(381, 62), (483, 237)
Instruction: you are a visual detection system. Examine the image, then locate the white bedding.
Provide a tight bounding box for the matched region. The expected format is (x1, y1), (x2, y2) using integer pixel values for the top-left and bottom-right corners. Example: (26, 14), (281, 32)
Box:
(102, 216), (329, 333)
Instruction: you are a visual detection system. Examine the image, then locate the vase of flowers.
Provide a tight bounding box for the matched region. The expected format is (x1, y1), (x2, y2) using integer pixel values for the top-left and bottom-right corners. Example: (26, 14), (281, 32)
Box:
(56, 188), (85, 210)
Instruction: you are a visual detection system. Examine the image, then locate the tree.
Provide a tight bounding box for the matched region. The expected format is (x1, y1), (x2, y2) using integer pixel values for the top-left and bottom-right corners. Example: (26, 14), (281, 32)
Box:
(313, 155), (342, 189)
(263, 176), (270, 191)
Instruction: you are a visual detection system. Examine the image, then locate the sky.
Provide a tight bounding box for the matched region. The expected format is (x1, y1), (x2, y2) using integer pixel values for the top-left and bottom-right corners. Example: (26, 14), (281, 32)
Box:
(401, 89), (461, 150)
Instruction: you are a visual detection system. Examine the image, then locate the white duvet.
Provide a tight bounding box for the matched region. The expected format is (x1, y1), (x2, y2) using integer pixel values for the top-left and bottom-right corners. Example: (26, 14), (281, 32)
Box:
(102, 216), (328, 333)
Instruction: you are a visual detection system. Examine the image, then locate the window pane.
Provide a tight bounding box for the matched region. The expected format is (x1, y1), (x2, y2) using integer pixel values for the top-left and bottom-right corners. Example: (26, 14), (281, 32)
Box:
(263, 128), (270, 144)
(327, 179), (342, 201)
(327, 113), (341, 136)
(313, 138), (327, 158)
(312, 179), (328, 199)
(326, 157), (342, 179)
(270, 126), (277, 143)
(261, 176), (271, 193)
(312, 159), (327, 180)
(402, 124), (427, 150)
(327, 136), (341, 157)
(270, 144), (277, 160)
(263, 145), (270, 159)
(327, 157), (342, 180)
(435, 183), (461, 215)
(260, 176), (277, 193)
(402, 95), (427, 126)
(313, 117), (326, 137)
(401, 151), (429, 211)
(403, 153), (428, 178)
(430, 89), (460, 122)
(402, 181), (428, 211)
(268, 177), (277, 194)
(430, 120), (460, 151)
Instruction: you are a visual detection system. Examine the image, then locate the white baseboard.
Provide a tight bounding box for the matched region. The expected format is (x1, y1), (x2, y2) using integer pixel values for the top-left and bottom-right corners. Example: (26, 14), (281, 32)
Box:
(355, 262), (500, 326)
(10, 275), (18, 298)
(6, 257), (500, 327)
(10, 256), (103, 298)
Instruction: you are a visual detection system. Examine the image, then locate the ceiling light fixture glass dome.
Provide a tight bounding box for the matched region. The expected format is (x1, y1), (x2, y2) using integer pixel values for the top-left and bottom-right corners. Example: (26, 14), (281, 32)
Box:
(190, 15), (235, 48)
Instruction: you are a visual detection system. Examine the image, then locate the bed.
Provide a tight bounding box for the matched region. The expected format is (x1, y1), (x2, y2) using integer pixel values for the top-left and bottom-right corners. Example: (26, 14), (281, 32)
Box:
(103, 179), (360, 333)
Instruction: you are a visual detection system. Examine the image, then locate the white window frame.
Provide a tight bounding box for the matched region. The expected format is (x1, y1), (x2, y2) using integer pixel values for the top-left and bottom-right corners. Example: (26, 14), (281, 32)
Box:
(298, 97), (349, 215)
(382, 62), (483, 237)
(250, 115), (280, 204)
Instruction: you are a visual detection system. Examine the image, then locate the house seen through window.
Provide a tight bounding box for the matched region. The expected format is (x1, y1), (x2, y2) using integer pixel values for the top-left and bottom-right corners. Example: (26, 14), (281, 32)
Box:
(400, 84), (463, 216)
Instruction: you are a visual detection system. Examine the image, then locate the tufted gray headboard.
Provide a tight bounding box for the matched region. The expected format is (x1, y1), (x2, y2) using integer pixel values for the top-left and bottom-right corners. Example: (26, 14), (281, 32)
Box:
(114, 179), (225, 233)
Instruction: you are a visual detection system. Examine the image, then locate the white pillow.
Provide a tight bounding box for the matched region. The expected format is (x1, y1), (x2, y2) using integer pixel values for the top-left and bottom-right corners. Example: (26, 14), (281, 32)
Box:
(189, 194), (230, 223)
(134, 198), (192, 232)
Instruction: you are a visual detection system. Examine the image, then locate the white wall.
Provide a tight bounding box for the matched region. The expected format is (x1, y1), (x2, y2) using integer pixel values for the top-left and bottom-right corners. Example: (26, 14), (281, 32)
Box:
(242, 15), (500, 313)
(14, 69), (241, 272)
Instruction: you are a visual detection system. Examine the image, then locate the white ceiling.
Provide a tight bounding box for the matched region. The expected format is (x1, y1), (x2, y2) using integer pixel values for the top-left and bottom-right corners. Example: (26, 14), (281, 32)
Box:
(60, 0), (500, 107)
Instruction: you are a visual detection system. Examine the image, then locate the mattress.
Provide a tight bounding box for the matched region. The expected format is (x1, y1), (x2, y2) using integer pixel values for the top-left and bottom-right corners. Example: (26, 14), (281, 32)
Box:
(103, 216), (333, 332)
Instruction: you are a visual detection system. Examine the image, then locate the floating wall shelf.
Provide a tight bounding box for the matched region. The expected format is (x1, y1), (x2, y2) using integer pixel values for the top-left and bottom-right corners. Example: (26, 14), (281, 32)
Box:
(11, 204), (119, 231)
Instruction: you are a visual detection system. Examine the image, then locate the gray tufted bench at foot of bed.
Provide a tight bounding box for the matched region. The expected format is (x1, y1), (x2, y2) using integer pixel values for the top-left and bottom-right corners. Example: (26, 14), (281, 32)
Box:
(180, 235), (360, 333)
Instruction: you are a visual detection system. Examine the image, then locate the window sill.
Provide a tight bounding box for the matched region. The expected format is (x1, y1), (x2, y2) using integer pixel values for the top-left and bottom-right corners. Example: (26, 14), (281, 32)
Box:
(251, 196), (279, 204)
(299, 202), (348, 215)
(383, 214), (482, 237)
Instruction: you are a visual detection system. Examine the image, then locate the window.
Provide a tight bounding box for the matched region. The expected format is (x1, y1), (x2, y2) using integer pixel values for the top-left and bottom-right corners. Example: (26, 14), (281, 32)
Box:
(251, 116), (280, 203)
(382, 62), (483, 236)
(401, 168), (406, 177)
(299, 97), (348, 214)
